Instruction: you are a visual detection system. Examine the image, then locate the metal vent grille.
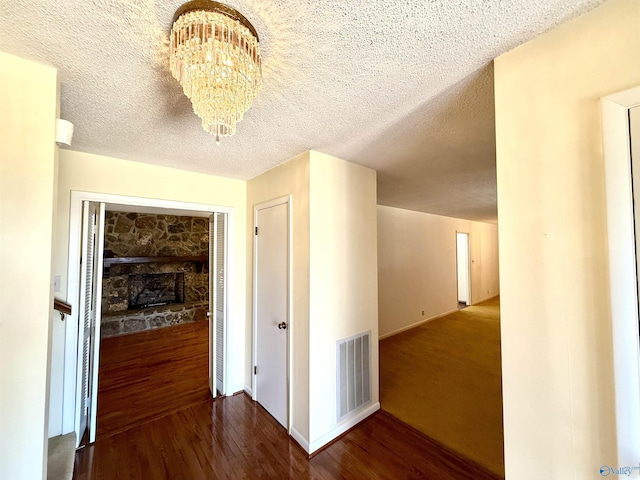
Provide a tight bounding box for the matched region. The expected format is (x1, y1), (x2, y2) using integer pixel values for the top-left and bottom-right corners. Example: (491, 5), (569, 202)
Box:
(337, 332), (371, 420)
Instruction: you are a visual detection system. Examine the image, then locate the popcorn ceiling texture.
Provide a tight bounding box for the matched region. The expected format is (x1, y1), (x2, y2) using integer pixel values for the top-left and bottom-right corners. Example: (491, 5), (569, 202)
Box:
(0, 0), (605, 223)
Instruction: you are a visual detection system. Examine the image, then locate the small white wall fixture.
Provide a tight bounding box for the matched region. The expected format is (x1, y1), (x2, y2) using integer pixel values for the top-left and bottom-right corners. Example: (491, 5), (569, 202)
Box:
(55, 119), (74, 146)
(601, 85), (640, 466)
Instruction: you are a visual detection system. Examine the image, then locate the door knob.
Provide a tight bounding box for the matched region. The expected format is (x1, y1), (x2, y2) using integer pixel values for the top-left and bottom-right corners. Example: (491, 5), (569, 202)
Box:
(278, 322), (287, 330)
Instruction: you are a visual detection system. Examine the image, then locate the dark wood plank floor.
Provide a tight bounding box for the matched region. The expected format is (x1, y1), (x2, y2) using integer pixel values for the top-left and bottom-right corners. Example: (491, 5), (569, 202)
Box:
(96, 320), (210, 439)
(75, 393), (501, 480)
(81, 320), (502, 479)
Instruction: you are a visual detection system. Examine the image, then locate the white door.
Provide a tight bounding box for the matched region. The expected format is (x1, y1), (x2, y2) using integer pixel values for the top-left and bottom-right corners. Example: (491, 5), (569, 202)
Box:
(215, 214), (227, 394)
(75, 201), (105, 446)
(253, 200), (289, 428)
(208, 213), (227, 397)
(88, 203), (105, 443)
(456, 232), (470, 305)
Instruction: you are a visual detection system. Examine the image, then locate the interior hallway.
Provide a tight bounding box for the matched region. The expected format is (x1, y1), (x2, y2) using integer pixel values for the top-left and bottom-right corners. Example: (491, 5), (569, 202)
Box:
(77, 310), (504, 479)
(75, 391), (502, 480)
(379, 297), (504, 477)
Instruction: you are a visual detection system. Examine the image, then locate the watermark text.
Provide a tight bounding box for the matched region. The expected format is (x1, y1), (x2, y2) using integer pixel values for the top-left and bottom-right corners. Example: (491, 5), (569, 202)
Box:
(600, 465), (640, 477)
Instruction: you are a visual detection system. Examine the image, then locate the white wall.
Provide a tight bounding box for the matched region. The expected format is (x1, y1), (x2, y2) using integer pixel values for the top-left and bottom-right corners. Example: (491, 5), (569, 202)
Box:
(246, 151), (311, 442)
(377, 206), (499, 338)
(246, 150), (379, 452)
(50, 149), (247, 435)
(308, 151), (379, 450)
(0, 52), (58, 480)
(494, 0), (640, 477)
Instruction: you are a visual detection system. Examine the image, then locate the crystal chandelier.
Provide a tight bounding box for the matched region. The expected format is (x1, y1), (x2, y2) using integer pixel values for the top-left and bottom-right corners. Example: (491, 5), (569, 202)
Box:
(170, 1), (262, 143)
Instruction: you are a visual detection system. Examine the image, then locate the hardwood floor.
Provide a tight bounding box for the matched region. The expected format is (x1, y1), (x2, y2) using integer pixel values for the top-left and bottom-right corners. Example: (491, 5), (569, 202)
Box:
(82, 318), (502, 479)
(96, 320), (210, 439)
(74, 393), (501, 479)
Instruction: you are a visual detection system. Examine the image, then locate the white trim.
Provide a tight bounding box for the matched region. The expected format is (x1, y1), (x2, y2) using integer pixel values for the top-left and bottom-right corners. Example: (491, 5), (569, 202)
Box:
(307, 402), (380, 454)
(88, 202), (106, 443)
(378, 309), (458, 340)
(286, 198), (293, 434)
(212, 213), (224, 398)
(254, 195), (292, 212)
(601, 86), (640, 467)
(252, 195), (292, 431)
(72, 201), (91, 442)
(224, 212), (235, 396)
(61, 190), (236, 435)
(473, 293), (500, 306)
(290, 426), (310, 453)
(221, 213), (230, 396)
(605, 86), (640, 109)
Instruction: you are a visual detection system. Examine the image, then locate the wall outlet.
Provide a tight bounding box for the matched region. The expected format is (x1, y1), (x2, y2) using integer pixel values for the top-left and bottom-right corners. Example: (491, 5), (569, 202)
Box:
(421, 310), (425, 316)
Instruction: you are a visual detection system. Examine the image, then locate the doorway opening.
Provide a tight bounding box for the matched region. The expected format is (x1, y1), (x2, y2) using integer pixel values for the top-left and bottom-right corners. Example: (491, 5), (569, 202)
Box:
(62, 192), (232, 447)
(456, 232), (471, 309)
(601, 86), (640, 465)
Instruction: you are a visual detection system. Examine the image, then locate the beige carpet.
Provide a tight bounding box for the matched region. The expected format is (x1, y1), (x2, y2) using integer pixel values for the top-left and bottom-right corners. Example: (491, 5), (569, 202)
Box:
(380, 297), (504, 477)
(47, 433), (75, 480)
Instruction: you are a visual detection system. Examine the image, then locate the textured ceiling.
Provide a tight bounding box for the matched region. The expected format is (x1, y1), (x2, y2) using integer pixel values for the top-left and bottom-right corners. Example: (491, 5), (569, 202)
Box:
(0, 0), (606, 223)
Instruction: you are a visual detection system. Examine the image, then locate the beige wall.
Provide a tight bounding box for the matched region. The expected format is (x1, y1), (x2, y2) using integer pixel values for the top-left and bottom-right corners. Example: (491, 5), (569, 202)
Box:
(308, 151), (379, 447)
(246, 151), (311, 440)
(377, 205), (499, 338)
(246, 150), (379, 451)
(494, 0), (640, 477)
(50, 150), (247, 434)
(0, 52), (58, 479)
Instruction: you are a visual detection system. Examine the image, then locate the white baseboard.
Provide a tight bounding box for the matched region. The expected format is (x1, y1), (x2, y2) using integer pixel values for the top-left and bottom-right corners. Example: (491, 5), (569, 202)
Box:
(308, 402), (380, 454)
(227, 384), (246, 396)
(473, 293), (500, 305)
(242, 385), (252, 397)
(290, 426), (310, 453)
(379, 310), (457, 340)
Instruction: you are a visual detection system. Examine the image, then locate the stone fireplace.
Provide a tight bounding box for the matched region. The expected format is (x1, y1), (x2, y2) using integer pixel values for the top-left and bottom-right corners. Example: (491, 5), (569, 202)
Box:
(101, 212), (209, 338)
(128, 272), (185, 309)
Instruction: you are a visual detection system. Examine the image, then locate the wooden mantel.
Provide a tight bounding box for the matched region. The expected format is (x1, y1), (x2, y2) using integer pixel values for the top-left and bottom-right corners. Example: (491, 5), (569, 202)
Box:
(103, 255), (209, 273)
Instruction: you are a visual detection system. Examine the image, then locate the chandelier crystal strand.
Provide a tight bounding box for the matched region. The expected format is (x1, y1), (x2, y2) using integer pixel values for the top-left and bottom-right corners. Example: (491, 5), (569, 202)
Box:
(170, 3), (262, 142)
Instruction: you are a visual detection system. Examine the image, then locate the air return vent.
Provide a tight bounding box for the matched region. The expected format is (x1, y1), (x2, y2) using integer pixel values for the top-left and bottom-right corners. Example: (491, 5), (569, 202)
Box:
(337, 332), (371, 420)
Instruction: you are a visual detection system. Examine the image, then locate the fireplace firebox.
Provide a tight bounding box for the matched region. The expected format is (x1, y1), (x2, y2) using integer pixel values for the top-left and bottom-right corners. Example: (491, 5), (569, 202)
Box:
(128, 272), (185, 310)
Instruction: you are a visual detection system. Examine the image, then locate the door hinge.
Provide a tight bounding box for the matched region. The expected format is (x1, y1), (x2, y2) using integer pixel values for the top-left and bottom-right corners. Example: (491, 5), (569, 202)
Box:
(254, 365), (257, 375)
(255, 226), (258, 235)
